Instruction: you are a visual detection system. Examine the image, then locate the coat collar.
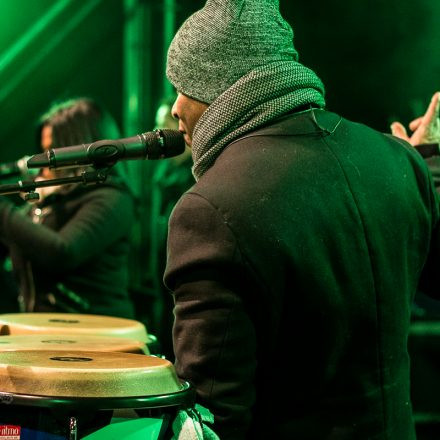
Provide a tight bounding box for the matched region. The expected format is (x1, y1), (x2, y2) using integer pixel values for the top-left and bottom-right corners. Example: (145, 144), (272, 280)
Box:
(229, 108), (342, 145)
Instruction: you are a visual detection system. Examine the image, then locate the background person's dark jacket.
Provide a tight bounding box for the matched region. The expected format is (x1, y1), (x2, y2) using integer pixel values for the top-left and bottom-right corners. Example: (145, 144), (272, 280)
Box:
(0, 177), (135, 318)
(165, 109), (440, 439)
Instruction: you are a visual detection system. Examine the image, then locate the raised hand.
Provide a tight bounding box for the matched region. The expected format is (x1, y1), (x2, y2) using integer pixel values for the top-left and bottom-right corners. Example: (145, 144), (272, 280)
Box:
(391, 92), (440, 146)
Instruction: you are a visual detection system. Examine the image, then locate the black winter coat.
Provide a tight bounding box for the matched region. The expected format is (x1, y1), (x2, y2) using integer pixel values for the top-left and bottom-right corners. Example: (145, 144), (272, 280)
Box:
(165, 109), (440, 439)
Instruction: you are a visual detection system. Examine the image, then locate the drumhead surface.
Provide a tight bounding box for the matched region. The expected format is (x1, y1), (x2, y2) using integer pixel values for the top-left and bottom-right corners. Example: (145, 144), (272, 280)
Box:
(0, 313), (148, 342)
(0, 350), (180, 397)
(0, 334), (148, 354)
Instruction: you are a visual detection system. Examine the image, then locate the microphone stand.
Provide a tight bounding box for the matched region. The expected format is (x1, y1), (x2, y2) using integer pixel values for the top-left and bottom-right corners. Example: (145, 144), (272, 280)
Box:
(0, 169), (109, 200)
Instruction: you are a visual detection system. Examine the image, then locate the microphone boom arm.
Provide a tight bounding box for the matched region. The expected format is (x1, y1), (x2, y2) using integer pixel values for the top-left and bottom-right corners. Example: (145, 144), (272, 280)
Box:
(0, 169), (109, 198)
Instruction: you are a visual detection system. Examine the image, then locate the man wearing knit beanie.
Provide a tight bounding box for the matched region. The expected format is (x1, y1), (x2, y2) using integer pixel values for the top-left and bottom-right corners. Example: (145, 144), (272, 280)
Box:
(164, 1), (440, 439)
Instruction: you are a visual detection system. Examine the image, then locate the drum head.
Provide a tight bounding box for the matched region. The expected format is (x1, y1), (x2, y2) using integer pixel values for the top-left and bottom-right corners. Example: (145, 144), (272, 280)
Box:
(0, 334), (148, 354)
(0, 350), (180, 397)
(0, 313), (148, 342)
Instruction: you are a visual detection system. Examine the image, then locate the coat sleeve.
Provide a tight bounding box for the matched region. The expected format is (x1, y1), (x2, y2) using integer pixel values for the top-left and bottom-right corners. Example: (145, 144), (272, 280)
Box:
(164, 191), (257, 439)
(0, 187), (134, 272)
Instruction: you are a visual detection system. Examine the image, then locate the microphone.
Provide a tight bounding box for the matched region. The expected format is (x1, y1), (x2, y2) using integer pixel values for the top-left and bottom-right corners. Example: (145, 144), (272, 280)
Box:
(27, 129), (185, 169)
(0, 156), (39, 179)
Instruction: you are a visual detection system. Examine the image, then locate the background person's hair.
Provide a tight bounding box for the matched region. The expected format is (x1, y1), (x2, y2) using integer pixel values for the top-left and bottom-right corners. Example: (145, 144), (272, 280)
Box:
(155, 95), (178, 130)
(36, 97), (132, 190)
(38, 97), (120, 149)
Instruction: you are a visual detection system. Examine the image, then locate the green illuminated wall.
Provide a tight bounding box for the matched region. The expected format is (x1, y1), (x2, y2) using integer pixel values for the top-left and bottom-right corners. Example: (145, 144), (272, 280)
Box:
(1, 0), (438, 163)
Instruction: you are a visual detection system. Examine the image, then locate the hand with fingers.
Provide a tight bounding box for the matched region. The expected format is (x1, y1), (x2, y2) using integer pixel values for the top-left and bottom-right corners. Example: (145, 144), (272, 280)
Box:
(391, 92), (440, 146)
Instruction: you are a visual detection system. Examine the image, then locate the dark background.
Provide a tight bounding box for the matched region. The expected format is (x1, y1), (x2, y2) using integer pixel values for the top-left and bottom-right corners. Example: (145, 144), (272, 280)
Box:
(0, 0), (439, 161)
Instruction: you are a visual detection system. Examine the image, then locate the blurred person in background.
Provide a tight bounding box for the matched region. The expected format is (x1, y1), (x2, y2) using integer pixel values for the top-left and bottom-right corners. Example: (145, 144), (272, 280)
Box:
(391, 91), (440, 185)
(144, 95), (193, 360)
(0, 97), (136, 318)
(0, 243), (19, 313)
(391, 91), (440, 319)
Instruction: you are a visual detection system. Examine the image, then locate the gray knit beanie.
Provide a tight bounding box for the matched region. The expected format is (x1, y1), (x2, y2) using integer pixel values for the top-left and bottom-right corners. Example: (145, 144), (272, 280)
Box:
(167, 0), (298, 104)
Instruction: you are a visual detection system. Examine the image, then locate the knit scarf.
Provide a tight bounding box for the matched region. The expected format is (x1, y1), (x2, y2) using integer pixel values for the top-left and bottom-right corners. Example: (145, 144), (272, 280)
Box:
(191, 61), (326, 180)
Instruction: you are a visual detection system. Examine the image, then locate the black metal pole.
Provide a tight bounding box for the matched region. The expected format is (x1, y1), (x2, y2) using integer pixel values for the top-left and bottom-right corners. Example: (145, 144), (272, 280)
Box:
(0, 170), (108, 196)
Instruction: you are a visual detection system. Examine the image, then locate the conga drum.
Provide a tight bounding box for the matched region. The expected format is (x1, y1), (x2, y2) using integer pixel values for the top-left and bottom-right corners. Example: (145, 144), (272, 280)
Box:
(0, 350), (195, 439)
(0, 334), (149, 354)
(0, 313), (148, 342)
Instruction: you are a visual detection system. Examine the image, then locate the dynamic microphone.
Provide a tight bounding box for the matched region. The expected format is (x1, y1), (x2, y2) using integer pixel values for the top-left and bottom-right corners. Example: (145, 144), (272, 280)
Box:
(0, 156), (39, 179)
(26, 129), (185, 169)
